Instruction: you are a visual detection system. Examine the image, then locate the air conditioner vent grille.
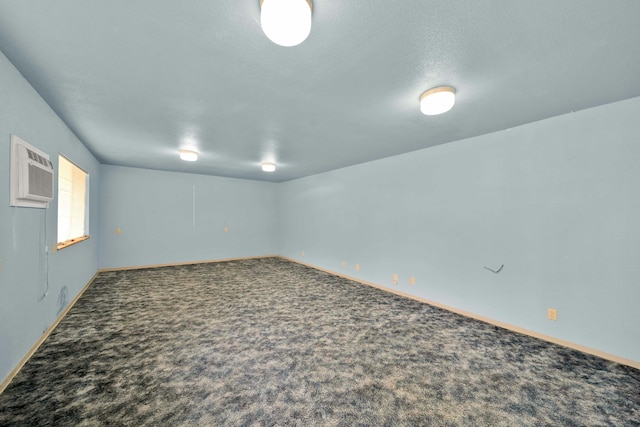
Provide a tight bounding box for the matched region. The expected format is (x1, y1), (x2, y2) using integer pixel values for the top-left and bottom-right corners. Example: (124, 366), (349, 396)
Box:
(28, 164), (54, 198)
(27, 148), (50, 167)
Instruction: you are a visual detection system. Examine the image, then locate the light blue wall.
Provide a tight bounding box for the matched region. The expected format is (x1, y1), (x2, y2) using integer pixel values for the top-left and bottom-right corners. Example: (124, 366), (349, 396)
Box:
(0, 52), (101, 382)
(2, 34), (639, 385)
(99, 165), (278, 269)
(279, 96), (640, 363)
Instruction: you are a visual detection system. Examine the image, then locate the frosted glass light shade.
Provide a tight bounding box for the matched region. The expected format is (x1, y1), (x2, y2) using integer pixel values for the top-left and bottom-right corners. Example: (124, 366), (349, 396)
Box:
(179, 149), (198, 161)
(261, 162), (277, 172)
(420, 86), (456, 115)
(261, 0), (312, 47)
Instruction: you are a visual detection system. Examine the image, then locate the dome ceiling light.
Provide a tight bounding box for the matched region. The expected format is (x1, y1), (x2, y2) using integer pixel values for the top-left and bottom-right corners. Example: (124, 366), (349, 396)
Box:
(420, 86), (456, 115)
(179, 149), (198, 161)
(261, 162), (277, 172)
(260, 0), (312, 47)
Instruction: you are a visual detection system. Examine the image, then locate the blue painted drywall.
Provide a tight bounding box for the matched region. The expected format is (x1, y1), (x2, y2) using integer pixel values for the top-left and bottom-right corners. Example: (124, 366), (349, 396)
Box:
(99, 165), (278, 269)
(279, 96), (640, 363)
(2, 30), (639, 387)
(0, 51), (101, 383)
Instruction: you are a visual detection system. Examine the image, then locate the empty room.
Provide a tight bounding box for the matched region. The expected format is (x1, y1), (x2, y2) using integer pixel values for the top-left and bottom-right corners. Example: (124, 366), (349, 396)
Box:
(1, 1), (639, 425)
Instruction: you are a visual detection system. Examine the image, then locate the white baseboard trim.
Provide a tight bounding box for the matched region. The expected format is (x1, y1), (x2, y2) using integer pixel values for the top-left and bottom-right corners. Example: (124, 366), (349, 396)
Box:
(4, 254), (636, 397)
(280, 256), (640, 371)
(1, 255), (279, 395)
(0, 272), (99, 395)
(98, 254), (280, 272)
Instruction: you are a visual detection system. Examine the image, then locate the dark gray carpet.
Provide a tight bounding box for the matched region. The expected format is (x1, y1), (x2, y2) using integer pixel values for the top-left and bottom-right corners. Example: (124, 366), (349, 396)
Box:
(1, 257), (639, 426)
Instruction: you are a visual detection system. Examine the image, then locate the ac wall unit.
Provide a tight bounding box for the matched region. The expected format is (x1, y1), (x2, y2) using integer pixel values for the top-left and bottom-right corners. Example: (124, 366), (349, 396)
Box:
(10, 134), (54, 208)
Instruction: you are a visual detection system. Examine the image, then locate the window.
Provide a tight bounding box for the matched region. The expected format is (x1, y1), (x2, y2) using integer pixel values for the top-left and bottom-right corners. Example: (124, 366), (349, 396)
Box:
(57, 155), (89, 249)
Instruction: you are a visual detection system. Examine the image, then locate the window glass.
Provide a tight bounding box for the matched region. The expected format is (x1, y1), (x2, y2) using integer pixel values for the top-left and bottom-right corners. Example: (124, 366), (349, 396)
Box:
(57, 155), (89, 248)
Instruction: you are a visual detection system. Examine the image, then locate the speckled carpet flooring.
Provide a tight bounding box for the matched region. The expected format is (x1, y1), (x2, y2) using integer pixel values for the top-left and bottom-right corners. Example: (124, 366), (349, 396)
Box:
(1, 258), (639, 426)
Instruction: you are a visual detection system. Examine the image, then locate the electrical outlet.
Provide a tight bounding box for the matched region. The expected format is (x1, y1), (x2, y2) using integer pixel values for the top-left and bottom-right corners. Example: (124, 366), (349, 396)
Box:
(548, 308), (558, 321)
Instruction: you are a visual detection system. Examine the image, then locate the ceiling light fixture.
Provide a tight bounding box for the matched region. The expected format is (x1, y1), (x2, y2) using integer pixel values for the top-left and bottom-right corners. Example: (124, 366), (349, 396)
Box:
(179, 149), (198, 161)
(420, 86), (456, 115)
(260, 0), (312, 47)
(261, 162), (276, 172)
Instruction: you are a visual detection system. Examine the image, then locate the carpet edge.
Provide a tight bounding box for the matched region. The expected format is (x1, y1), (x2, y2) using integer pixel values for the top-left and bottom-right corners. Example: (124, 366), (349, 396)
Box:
(0, 271), (99, 395)
(97, 254), (280, 272)
(279, 255), (640, 371)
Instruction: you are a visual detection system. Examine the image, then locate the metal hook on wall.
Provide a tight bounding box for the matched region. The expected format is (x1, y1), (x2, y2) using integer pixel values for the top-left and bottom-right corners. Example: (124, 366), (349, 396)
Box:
(483, 264), (504, 274)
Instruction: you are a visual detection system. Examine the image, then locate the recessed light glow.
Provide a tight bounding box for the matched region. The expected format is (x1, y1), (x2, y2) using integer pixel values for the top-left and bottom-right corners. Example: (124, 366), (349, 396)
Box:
(179, 149), (198, 161)
(261, 0), (312, 47)
(420, 86), (456, 115)
(261, 162), (276, 172)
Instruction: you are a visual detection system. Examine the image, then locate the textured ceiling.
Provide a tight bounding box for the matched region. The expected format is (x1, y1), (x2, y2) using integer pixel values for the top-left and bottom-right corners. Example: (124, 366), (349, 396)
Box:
(1, 1), (639, 182)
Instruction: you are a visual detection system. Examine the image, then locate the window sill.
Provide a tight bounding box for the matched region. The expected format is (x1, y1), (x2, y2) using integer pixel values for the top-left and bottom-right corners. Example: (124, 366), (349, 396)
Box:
(57, 235), (90, 251)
